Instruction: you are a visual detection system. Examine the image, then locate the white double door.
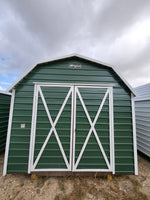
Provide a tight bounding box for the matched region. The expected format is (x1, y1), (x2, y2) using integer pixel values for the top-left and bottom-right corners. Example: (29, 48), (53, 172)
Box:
(29, 83), (114, 173)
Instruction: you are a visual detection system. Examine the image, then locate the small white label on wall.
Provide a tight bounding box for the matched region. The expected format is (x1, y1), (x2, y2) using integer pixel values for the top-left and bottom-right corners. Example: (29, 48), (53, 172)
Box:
(21, 124), (25, 128)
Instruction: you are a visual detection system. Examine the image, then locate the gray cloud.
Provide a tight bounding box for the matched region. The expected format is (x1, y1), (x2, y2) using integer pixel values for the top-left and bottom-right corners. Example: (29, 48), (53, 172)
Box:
(0, 0), (150, 88)
(90, 0), (150, 41)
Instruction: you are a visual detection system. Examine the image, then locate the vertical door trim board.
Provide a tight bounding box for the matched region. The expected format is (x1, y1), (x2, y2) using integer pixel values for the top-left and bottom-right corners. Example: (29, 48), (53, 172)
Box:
(69, 86), (74, 171)
(28, 84), (39, 173)
(109, 87), (115, 174)
(72, 86), (77, 171)
(3, 89), (15, 176)
(131, 93), (138, 175)
(72, 85), (114, 172)
(71, 86), (76, 171)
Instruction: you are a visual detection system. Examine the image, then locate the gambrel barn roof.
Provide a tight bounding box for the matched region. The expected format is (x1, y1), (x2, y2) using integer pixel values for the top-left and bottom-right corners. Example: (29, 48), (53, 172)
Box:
(7, 54), (136, 96)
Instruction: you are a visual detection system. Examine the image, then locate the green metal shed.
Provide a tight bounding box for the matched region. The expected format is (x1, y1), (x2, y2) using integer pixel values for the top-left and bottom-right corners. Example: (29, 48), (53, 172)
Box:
(3, 54), (138, 175)
(0, 91), (11, 153)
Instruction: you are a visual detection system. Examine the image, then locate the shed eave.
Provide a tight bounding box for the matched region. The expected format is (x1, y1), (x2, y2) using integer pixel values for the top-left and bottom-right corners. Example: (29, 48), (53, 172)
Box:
(134, 97), (150, 101)
(7, 53), (136, 96)
(0, 90), (12, 95)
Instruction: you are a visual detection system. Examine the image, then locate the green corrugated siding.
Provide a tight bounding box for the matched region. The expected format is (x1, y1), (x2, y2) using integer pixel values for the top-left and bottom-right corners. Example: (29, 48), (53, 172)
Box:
(7, 57), (134, 173)
(0, 94), (11, 153)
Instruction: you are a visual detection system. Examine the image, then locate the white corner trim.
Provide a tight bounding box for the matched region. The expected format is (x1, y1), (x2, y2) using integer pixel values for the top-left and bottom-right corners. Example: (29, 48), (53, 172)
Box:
(3, 89), (15, 176)
(7, 53), (136, 96)
(131, 94), (138, 175)
(109, 87), (115, 174)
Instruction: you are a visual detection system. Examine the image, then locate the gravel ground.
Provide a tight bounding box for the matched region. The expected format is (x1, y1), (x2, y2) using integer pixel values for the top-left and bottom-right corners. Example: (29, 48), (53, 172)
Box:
(0, 153), (150, 200)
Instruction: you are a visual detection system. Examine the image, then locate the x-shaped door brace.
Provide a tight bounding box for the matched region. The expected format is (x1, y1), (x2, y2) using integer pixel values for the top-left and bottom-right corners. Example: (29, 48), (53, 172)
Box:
(33, 86), (73, 170)
(73, 87), (110, 170)
(31, 85), (112, 172)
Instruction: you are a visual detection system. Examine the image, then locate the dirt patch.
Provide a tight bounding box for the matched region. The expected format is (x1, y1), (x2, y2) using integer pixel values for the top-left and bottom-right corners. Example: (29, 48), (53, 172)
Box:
(0, 153), (150, 200)
(130, 154), (150, 199)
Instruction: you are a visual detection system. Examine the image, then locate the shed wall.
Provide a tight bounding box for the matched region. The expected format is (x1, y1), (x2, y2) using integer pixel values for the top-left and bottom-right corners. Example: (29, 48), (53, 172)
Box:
(135, 100), (150, 157)
(7, 58), (134, 173)
(135, 83), (150, 101)
(0, 94), (11, 153)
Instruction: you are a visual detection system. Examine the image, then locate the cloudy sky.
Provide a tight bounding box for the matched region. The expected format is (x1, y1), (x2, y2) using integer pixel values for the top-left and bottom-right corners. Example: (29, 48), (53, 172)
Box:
(0, 0), (150, 91)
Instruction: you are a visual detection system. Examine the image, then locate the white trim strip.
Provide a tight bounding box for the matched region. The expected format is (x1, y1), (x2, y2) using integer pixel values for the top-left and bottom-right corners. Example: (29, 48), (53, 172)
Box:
(35, 83), (73, 87)
(28, 84), (39, 173)
(3, 89), (15, 176)
(72, 86), (76, 171)
(33, 87), (72, 170)
(31, 168), (111, 172)
(31, 169), (72, 172)
(33, 82), (115, 88)
(74, 87), (110, 170)
(72, 169), (112, 172)
(109, 87), (115, 174)
(70, 86), (75, 171)
(76, 85), (114, 88)
(131, 94), (138, 175)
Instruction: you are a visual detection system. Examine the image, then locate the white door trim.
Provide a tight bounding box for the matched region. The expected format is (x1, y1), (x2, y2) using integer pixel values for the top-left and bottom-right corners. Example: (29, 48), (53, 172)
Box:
(33, 82), (115, 88)
(109, 87), (115, 174)
(28, 84), (39, 173)
(73, 86), (113, 171)
(28, 83), (114, 173)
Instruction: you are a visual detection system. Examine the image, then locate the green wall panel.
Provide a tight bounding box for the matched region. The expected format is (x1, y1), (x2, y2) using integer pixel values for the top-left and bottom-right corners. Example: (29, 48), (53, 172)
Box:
(0, 93), (11, 153)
